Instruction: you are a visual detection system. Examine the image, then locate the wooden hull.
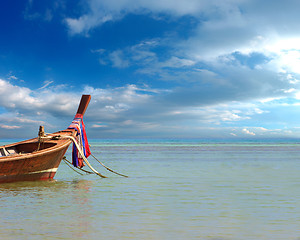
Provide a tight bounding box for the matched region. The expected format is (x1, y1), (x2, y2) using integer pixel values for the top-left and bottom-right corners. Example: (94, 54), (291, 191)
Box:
(0, 130), (75, 183)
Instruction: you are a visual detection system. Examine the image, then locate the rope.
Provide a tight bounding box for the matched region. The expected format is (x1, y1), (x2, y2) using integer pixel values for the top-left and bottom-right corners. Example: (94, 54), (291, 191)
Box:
(62, 135), (107, 178)
(62, 156), (93, 175)
(40, 134), (128, 178)
(90, 152), (128, 177)
(63, 157), (84, 175)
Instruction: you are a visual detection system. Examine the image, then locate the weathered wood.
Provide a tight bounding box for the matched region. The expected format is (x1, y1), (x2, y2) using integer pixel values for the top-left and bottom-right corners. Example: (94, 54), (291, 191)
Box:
(76, 95), (91, 116)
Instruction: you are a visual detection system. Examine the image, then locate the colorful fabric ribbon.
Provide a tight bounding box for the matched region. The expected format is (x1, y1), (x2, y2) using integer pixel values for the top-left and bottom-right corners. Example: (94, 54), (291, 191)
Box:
(68, 113), (91, 168)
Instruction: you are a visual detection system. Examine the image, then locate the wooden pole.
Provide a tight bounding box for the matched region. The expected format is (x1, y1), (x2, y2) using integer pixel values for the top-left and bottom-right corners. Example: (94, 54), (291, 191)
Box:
(76, 95), (91, 116)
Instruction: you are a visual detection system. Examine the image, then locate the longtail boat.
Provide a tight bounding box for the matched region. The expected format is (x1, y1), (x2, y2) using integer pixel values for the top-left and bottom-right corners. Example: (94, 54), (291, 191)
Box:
(0, 95), (95, 183)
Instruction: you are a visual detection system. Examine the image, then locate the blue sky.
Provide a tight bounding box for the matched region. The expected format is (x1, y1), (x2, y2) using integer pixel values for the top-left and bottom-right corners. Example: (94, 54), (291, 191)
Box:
(1, 0), (300, 139)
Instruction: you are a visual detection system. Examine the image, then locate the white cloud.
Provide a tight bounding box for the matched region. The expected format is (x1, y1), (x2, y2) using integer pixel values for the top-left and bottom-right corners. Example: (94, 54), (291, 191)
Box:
(0, 79), (79, 117)
(0, 79), (36, 109)
(65, 14), (113, 35)
(38, 80), (54, 90)
(64, 0), (300, 75)
(79, 0), (300, 106)
(242, 128), (255, 136)
(91, 124), (108, 128)
(8, 75), (18, 80)
(0, 72), (299, 138)
(162, 56), (195, 68)
(109, 50), (130, 68)
(65, 18), (86, 35)
(64, 0), (219, 34)
(0, 78), (252, 138)
(0, 124), (21, 130)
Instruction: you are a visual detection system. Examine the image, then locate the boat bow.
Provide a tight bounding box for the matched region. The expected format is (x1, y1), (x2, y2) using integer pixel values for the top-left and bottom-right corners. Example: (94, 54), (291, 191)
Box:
(0, 95), (92, 183)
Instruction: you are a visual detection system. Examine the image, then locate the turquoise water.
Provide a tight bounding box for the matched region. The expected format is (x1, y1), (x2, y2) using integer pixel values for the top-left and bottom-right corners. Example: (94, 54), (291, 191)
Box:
(1, 139), (300, 239)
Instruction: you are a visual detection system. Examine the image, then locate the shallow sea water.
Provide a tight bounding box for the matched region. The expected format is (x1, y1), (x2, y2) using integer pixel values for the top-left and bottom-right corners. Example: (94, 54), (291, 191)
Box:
(1, 139), (300, 240)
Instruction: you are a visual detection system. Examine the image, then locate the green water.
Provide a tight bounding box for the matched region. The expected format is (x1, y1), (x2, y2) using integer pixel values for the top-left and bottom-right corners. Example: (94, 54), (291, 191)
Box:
(1, 140), (300, 239)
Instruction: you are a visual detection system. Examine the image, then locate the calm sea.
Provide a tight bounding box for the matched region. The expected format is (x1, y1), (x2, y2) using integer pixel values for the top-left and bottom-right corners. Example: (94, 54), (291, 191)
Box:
(1, 139), (300, 240)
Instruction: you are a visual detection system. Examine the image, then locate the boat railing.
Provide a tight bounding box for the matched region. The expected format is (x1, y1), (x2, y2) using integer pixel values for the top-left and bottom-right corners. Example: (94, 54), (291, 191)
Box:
(0, 141), (57, 157)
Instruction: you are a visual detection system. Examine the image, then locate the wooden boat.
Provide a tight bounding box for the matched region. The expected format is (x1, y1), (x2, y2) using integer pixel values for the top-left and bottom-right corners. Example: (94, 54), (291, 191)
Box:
(0, 95), (92, 183)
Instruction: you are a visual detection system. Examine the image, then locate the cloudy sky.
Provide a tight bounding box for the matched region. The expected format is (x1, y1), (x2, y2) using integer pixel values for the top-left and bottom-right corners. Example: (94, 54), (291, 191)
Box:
(1, 0), (300, 139)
